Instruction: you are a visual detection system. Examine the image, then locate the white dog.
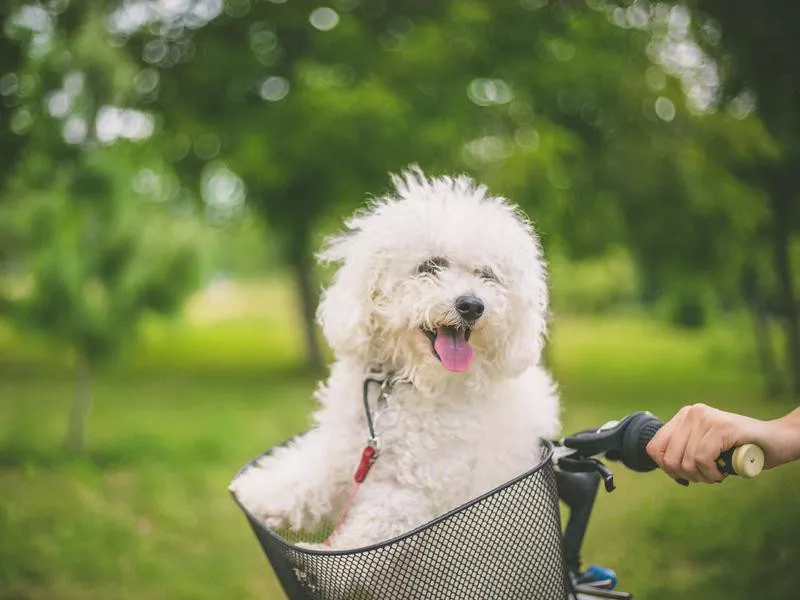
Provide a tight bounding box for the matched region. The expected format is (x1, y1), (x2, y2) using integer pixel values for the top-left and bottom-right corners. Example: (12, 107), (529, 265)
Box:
(231, 167), (559, 553)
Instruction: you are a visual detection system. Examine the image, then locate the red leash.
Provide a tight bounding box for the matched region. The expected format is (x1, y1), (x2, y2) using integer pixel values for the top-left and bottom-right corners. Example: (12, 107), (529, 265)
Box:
(324, 370), (392, 547)
(323, 444), (379, 547)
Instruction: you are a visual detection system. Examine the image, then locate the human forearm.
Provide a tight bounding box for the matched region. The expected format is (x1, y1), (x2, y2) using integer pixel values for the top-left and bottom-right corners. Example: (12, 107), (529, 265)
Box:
(763, 407), (800, 469)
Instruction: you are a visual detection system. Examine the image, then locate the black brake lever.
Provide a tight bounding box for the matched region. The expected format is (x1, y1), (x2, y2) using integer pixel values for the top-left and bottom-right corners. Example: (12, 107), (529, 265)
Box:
(557, 455), (616, 492)
(594, 461), (616, 492)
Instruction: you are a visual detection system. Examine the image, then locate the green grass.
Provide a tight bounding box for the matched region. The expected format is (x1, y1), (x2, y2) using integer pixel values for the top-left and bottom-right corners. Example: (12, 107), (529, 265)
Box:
(0, 371), (313, 600)
(1, 283), (798, 599)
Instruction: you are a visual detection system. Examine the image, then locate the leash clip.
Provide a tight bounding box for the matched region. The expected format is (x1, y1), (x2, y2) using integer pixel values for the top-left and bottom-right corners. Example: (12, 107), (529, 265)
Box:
(354, 444), (379, 483)
(367, 436), (380, 453)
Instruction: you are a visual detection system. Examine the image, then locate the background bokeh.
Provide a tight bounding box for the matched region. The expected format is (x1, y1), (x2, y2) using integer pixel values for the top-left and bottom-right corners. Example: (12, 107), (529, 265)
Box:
(2, 1), (800, 599)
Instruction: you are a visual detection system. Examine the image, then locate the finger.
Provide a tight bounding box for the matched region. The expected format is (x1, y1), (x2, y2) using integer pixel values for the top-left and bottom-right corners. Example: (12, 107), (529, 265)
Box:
(646, 407), (687, 466)
(695, 429), (726, 483)
(679, 419), (712, 482)
(661, 408), (694, 479)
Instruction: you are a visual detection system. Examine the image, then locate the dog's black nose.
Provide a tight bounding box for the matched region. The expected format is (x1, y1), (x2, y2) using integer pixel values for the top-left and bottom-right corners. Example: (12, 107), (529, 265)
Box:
(455, 295), (485, 321)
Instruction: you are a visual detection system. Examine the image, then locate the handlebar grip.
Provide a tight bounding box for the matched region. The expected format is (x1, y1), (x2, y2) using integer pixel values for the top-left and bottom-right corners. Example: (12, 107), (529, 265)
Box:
(620, 413), (661, 472)
(720, 444), (765, 478)
(625, 413), (765, 478)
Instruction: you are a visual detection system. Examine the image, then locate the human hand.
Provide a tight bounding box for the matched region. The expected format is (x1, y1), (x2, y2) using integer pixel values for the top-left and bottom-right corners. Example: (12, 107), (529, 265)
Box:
(644, 403), (792, 483)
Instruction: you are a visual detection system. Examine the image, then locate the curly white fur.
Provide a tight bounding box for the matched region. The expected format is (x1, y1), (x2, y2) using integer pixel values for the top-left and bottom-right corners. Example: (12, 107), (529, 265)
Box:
(231, 167), (560, 552)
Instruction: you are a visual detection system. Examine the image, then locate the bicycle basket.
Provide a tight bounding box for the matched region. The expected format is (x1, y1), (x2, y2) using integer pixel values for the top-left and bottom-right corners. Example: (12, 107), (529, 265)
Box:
(231, 439), (568, 600)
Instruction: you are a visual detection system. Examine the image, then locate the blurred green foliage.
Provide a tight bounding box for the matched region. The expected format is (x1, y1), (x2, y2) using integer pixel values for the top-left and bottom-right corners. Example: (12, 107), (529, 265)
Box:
(9, 146), (205, 361)
(549, 248), (639, 315)
(2, 0), (799, 390)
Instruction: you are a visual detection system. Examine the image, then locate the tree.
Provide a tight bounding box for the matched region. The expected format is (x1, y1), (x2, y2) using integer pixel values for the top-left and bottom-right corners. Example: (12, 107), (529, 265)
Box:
(113, 1), (430, 372)
(685, 0), (800, 395)
(1, 2), (206, 451)
(0, 3), (27, 198)
(11, 148), (204, 451)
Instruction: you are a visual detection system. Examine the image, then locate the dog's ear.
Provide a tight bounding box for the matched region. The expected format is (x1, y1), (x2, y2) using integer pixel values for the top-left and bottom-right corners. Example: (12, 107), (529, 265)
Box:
(503, 211), (550, 372)
(316, 226), (379, 359)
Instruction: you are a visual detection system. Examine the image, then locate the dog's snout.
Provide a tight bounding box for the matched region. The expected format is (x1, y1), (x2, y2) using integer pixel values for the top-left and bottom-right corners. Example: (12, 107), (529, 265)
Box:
(455, 295), (484, 321)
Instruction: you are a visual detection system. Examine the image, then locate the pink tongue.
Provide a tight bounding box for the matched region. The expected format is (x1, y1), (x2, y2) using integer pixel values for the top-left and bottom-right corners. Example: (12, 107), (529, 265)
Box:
(434, 326), (475, 372)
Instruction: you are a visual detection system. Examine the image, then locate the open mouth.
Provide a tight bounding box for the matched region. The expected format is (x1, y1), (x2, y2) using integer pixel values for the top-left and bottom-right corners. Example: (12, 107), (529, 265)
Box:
(423, 325), (475, 373)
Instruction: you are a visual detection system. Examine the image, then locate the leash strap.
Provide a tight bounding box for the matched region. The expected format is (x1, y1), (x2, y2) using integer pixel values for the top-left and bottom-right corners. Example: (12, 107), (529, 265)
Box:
(323, 445), (378, 547)
(324, 370), (391, 547)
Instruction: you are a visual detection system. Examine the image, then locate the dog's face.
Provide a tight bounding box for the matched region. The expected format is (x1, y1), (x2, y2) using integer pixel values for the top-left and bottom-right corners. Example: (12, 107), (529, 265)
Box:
(317, 168), (548, 393)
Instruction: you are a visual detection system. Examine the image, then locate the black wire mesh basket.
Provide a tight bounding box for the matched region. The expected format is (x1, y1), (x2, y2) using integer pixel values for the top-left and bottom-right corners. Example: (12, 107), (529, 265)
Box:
(231, 439), (568, 600)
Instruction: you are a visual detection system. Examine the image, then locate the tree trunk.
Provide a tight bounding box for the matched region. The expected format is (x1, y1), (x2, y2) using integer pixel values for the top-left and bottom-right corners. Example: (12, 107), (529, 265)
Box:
(741, 265), (783, 399)
(65, 356), (92, 452)
(745, 296), (783, 399)
(288, 240), (325, 374)
(771, 195), (800, 397)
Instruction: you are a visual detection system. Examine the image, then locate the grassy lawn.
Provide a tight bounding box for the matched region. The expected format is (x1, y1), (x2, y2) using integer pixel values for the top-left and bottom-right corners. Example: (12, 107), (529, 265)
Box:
(1, 281), (798, 599)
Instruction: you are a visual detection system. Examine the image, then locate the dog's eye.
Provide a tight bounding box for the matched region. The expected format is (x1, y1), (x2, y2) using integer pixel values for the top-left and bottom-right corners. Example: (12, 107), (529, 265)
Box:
(477, 267), (499, 282)
(417, 257), (449, 275)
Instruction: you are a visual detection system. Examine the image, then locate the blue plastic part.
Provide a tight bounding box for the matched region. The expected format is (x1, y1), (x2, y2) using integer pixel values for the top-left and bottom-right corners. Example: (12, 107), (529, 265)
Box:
(584, 564), (618, 590)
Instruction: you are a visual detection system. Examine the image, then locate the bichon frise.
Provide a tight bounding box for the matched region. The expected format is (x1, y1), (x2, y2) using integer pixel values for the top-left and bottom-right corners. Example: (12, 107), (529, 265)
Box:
(231, 167), (559, 551)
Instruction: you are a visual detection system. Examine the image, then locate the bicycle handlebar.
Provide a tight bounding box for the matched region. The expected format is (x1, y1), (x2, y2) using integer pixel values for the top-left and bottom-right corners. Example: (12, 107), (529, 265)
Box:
(562, 411), (765, 478)
(626, 412), (764, 478)
(556, 411), (765, 584)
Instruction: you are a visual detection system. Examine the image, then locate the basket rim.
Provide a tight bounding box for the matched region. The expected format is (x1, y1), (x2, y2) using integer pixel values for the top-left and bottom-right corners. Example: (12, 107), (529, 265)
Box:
(230, 438), (555, 557)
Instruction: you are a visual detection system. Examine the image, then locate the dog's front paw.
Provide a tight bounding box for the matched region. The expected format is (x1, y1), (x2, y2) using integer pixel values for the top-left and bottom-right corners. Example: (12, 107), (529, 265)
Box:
(230, 466), (298, 531)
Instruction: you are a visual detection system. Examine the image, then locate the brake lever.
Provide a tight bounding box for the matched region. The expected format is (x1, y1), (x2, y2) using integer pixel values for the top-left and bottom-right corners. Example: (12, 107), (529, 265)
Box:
(557, 454), (616, 492)
(594, 461), (616, 492)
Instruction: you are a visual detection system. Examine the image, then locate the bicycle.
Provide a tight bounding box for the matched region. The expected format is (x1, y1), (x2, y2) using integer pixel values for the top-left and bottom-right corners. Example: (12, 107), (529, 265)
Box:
(231, 411), (764, 599)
